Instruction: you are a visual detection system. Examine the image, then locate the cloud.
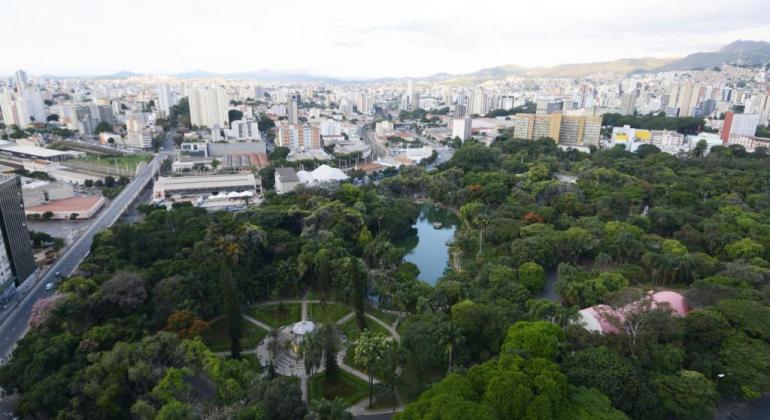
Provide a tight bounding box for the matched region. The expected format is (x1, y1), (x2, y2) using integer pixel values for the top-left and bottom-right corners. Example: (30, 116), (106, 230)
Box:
(1, 0), (769, 78)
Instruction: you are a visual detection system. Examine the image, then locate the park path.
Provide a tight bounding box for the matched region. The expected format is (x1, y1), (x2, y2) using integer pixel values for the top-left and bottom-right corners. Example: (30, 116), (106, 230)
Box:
(335, 311), (356, 325)
(241, 314), (272, 332)
(244, 296), (405, 411)
(364, 313), (401, 342)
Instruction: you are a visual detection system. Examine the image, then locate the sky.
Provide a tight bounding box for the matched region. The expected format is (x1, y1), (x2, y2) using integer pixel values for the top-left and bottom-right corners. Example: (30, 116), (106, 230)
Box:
(2, 0), (770, 79)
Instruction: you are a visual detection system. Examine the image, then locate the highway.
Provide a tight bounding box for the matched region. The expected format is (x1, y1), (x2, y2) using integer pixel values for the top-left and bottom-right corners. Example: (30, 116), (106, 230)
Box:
(0, 146), (170, 361)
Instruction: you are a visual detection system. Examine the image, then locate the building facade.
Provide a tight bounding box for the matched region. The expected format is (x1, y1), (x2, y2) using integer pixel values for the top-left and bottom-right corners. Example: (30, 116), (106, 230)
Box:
(0, 175), (36, 301)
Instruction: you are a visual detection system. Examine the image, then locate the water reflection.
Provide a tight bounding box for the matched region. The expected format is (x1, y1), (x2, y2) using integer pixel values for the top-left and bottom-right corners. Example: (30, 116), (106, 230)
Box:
(396, 205), (459, 285)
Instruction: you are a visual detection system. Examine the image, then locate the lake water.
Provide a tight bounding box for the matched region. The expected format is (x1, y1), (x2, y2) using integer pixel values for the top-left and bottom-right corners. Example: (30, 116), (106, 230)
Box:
(397, 204), (459, 285)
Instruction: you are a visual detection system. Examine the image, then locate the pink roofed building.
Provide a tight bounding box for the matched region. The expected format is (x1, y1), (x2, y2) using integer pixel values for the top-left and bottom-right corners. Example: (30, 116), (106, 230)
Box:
(577, 291), (689, 334)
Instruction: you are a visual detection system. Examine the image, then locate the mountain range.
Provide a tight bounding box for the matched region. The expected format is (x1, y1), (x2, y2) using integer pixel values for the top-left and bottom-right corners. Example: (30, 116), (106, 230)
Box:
(86, 40), (770, 83)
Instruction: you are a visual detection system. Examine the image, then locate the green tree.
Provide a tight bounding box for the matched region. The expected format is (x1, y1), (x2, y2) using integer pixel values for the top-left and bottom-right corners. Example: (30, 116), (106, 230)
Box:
(501, 321), (564, 360)
(518, 262), (546, 293)
(94, 121), (112, 134)
(354, 331), (390, 408)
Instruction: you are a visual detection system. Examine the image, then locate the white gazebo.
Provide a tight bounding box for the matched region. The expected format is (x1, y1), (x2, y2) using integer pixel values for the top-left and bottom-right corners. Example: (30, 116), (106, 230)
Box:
(290, 320), (316, 353)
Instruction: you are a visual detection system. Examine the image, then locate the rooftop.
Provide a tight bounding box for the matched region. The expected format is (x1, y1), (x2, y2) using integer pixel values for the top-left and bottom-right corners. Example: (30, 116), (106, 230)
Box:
(0, 144), (70, 158)
(26, 196), (104, 213)
(275, 167), (299, 182)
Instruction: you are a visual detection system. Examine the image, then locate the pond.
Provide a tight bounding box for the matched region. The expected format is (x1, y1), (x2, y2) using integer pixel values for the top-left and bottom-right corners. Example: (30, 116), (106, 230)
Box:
(396, 204), (460, 285)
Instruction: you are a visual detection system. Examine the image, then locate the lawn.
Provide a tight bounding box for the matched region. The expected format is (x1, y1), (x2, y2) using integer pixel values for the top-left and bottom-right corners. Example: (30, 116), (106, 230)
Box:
(247, 303), (302, 328)
(78, 154), (152, 170)
(202, 317), (267, 353)
(308, 369), (369, 406)
(339, 315), (389, 342)
(308, 302), (351, 325)
(365, 305), (399, 326)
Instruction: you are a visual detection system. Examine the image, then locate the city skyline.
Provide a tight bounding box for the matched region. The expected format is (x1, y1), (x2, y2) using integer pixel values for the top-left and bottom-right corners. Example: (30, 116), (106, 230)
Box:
(3, 0), (770, 79)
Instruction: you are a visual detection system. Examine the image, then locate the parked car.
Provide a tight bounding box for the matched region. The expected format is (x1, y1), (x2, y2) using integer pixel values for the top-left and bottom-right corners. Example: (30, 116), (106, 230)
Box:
(45, 283), (54, 291)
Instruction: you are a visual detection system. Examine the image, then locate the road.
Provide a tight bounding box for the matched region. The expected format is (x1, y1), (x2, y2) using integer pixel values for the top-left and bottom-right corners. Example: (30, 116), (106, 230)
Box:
(0, 147), (170, 361)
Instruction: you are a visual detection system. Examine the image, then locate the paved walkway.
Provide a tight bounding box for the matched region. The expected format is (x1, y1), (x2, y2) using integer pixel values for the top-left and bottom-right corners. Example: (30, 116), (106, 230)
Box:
(336, 311), (356, 326)
(242, 314), (272, 332)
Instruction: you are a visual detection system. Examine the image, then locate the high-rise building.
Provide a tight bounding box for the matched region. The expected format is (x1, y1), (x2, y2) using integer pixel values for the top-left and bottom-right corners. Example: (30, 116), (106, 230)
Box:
(287, 94), (299, 124)
(74, 105), (115, 134)
(0, 175), (36, 302)
(468, 89), (487, 116)
(721, 111), (760, 143)
(275, 122), (320, 150)
(14, 70), (28, 91)
(668, 82), (700, 117)
(620, 90), (639, 115)
(189, 86), (229, 128)
(512, 113), (602, 146)
(22, 88), (46, 123)
(157, 84), (171, 118)
(0, 90), (31, 128)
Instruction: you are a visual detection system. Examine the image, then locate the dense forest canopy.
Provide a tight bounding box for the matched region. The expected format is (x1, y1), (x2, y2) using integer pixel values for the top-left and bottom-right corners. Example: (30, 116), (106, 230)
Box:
(2, 132), (770, 419)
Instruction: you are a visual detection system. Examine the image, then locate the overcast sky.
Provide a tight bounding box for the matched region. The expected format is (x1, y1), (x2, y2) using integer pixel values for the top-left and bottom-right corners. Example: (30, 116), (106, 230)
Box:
(2, 0), (769, 78)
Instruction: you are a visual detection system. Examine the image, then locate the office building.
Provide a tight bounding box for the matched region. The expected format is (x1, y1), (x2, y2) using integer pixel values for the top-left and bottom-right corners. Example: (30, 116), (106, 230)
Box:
(512, 113), (602, 146)
(189, 86), (228, 128)
(721, 111), (760, 143)
(0, 175), (36, 301)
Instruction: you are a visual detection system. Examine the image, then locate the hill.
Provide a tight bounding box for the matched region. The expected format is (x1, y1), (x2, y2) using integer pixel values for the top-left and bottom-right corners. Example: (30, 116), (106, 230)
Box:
(658, 40), (770, 71)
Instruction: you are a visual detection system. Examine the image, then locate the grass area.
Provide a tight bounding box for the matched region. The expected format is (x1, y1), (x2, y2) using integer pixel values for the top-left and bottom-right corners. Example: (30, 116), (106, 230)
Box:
(365, 305), (399, 326)
(202, 316), (267, 353)
(308, 302), (351, 325)
(78, 153), (152, 170)
(247, 303), (301, 328)
(308, 369), (369, 406)
(340, 315), (389, 342)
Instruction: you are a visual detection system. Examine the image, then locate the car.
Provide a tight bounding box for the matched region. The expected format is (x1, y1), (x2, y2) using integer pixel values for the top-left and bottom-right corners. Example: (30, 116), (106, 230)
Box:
(55, 271), (62, 277)
(45, 283), (54, 291)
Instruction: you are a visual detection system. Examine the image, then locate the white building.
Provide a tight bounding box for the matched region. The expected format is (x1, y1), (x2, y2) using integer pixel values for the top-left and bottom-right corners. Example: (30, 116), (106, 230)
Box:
(230, 119), (260, 140)
(0, 90), (30, 128)
(22, 88), (46, 123)
(189, 86), (228, 128)
(320, 119), (342, 136)
(157, 84), (171, 118)
(275, 167), (300, 194)
(452, 117), (472, 141)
